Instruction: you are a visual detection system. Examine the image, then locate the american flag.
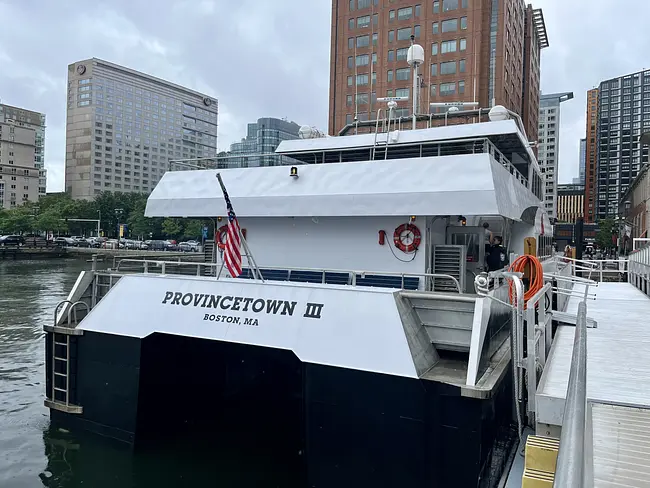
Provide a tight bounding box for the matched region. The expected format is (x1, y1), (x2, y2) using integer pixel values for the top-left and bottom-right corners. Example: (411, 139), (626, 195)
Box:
(222, 189), (242, 278)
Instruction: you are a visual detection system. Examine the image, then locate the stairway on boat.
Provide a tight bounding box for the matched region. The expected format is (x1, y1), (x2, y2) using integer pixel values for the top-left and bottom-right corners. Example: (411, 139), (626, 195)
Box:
(402, 291), (476, 353)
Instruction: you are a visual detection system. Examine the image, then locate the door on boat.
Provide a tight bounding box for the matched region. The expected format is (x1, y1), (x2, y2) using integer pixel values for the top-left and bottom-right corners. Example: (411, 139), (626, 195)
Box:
(446, 227), (485, 293)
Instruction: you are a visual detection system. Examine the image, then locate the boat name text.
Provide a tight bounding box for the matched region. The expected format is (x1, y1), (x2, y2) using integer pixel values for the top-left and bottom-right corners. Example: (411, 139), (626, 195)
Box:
(161, 291), (324, 322)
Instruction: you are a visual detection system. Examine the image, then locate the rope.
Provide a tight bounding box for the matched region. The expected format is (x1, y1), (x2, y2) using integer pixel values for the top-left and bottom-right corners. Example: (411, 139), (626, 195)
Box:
(508, 254), (544, 309)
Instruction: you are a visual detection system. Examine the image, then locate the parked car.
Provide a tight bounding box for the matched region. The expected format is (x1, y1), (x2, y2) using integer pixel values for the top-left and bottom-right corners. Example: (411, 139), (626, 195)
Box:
(54, 237), (76, 247)
(0, 235), (25, 247)
(179, 240), (199, 252)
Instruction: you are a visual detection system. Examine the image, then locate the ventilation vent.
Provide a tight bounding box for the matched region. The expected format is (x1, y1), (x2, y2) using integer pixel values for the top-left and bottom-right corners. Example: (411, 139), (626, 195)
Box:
(432, 245), (466, 292)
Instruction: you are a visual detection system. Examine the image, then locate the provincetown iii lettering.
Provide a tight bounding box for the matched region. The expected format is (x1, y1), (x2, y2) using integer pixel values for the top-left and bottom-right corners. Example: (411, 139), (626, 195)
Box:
(160, 291), (324, 320)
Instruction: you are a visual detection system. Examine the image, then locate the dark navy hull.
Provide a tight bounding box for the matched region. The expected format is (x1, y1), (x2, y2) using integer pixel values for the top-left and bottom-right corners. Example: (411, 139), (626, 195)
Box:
(47, 331), (515, 488)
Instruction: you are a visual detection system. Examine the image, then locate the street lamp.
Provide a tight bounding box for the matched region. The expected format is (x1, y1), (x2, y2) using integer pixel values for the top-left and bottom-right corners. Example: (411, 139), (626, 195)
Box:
(618, 200), (631, 256)
(115, 208), (124, 239)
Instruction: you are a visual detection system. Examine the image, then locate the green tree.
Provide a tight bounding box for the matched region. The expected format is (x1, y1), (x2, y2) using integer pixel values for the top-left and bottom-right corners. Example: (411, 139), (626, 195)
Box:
(161, 218), (182, 238)
(0, 205), (36, 233)
(127, 201), (159, 239)
(36, 209), (68, 235)
(182, 220), (203, 240)
(596, 218), (616, 249)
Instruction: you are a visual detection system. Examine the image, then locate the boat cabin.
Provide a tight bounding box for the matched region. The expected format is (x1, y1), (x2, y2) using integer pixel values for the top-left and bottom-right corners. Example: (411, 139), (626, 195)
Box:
(146, 116), (552, 294)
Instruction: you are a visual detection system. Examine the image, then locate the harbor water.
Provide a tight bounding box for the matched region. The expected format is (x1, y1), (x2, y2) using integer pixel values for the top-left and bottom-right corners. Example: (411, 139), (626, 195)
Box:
(0, 259), (298, 488)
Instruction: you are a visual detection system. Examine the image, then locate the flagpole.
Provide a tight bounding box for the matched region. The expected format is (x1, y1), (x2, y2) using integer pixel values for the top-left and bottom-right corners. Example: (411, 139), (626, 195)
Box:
(215, 173), (264, 282)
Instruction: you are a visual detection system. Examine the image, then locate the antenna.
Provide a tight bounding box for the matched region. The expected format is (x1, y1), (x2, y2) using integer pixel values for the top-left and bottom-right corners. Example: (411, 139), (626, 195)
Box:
(407, 36), (425, 130)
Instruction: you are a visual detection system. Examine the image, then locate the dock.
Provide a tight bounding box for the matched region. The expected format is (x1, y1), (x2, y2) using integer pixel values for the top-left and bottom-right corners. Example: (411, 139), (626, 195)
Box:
(0, 245), (205, 262)
(536, 280), (650, 486)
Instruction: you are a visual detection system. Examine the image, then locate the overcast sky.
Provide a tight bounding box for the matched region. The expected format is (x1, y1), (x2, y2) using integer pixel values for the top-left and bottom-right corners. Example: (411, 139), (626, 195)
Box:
(1, 0), (649, 192)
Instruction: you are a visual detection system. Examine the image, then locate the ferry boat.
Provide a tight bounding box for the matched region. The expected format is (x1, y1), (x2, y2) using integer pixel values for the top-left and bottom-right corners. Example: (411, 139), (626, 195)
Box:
(44, 47), (650, 488)
(45, 98), (557, 486)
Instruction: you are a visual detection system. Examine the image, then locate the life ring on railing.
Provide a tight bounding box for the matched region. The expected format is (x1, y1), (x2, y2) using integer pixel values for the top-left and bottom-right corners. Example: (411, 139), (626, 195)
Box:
(215, 225), (228, 249)
(393, 223), (421, 253)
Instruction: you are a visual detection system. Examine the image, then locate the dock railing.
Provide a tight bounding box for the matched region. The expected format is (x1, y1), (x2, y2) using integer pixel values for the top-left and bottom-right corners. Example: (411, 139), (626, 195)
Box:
(552, 256), (627, 282)
(553, 298), (590, 488)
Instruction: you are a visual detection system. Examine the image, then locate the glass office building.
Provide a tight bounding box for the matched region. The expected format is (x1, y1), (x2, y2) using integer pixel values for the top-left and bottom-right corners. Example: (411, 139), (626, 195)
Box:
(65, 58), (218, 199)
(228, 117), (301, 168)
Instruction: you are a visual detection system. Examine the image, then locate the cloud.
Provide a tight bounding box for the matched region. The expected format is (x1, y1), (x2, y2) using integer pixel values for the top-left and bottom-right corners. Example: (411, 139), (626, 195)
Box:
(2, 0), (650, 192)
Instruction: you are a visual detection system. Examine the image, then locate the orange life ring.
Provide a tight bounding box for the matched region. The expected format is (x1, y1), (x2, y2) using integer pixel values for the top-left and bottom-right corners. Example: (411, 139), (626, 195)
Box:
(393, 223), (421, 253)
(215, 225), (228, 249)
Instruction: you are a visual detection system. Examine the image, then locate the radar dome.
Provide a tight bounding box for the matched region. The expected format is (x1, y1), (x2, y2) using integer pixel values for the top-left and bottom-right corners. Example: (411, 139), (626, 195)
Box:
(407, 44), (425, 66)
(298, 125), (325, 139)
(488, 105), (510, 122)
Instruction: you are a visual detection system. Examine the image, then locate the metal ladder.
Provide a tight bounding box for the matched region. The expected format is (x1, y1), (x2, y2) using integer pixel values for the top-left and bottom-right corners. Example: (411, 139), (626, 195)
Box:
(44, 300), (87, 414)
(371, 109), (391, 161)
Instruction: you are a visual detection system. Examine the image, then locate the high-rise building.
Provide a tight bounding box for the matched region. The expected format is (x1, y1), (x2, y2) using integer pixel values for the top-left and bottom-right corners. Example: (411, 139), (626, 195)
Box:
(573, 138), (586, 185)
(0, 104), (46, 196)
(557, 183), (584, 223)
(596, 70), (650, 220)
(328, 0), (548, 142)
(65, 58), (218, 200)
(0, 105), (43, 208)
(228, 117), (301, 168)
(537, 92), (574, 219)
(584, 88), (598, 223)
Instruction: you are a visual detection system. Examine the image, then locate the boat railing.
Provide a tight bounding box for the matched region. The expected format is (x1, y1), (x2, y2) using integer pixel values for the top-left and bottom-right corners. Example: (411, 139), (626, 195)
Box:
(485, 141), (528, 187)
(108, 259), (463, 293)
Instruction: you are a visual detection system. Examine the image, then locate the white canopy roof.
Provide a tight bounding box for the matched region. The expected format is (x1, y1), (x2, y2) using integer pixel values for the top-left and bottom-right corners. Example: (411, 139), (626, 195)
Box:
(145, 153), (542, 220)
(278, 119), (525, 154)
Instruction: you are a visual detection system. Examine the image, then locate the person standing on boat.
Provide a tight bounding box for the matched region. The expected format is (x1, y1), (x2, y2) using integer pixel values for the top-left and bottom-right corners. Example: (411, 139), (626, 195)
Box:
(482, 222), (494, 246)
(487, 236), (508, 272)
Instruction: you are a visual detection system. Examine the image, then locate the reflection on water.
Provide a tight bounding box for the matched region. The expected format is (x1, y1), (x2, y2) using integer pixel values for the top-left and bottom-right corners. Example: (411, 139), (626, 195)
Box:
(0, 259), (299, 488)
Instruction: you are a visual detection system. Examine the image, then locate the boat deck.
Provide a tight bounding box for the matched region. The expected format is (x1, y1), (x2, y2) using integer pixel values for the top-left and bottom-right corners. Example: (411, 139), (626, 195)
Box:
(536, 282), (650, 486)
